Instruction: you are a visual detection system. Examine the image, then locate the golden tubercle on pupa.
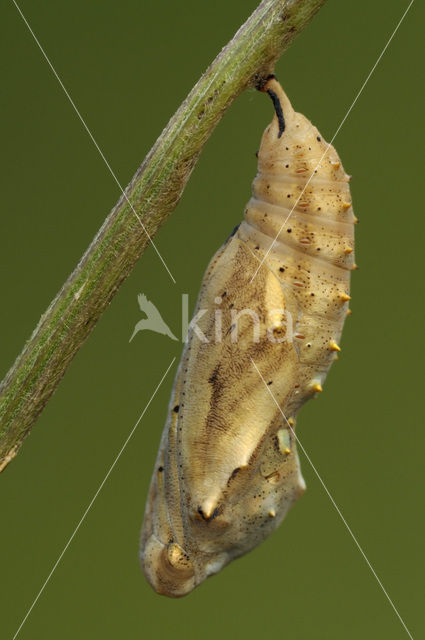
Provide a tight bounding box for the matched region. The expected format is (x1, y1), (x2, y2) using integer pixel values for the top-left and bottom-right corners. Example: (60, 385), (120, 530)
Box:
(329, 341), (341, 352)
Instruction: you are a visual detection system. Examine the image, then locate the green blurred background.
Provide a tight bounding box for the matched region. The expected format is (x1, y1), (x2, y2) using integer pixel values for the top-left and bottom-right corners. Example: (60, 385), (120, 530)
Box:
(1, 1), (423, 638)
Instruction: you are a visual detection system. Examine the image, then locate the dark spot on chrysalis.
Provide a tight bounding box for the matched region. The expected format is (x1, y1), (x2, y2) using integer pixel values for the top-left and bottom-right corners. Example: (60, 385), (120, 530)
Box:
(255, 150), (259, 158)
(158, 466), (164, 472)
(197, 506), (221, 522)
(173, 405), (180, 413)
(208, 366), (219, 385)
(227, 467), (242, 486)
(273, 435), (281, 453)
(287, 228), (292, 233)
(317, 136), (321, 141)
(226, 223), (240, 242)
(267, 381), (273, 385)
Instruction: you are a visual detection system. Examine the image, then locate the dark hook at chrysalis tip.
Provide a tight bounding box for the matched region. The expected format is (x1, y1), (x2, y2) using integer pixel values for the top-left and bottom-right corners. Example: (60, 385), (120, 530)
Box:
(257, 75), (285, 138)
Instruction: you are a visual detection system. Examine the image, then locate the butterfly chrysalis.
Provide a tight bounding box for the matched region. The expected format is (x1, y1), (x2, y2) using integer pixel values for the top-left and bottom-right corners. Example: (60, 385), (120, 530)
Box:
(140, 77), (355, 597)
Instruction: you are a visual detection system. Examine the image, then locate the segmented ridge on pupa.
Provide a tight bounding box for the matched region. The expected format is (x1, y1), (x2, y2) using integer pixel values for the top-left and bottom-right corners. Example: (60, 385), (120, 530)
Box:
(239, 77), (355, 366)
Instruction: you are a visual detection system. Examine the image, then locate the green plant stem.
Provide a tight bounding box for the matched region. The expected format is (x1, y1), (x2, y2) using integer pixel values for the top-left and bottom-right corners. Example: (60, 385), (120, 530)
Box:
(0, 0), (327, 471)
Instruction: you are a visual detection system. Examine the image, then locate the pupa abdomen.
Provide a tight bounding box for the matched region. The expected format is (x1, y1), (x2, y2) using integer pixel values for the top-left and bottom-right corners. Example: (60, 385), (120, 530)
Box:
(140, 77), (355, 597)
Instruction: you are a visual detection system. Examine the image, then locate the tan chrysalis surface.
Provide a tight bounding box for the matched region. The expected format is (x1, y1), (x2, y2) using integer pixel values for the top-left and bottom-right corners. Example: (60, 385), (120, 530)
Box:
(140, 78), (355, 597)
